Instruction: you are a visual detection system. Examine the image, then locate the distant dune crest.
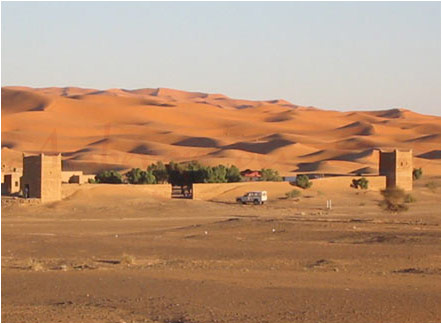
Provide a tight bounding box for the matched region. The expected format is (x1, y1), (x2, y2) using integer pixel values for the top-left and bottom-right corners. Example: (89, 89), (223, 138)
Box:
(1, 86), (440, 175)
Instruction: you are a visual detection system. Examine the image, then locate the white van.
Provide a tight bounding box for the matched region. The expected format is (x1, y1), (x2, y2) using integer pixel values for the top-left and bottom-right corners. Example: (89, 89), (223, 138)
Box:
(236, 191), (267, 205)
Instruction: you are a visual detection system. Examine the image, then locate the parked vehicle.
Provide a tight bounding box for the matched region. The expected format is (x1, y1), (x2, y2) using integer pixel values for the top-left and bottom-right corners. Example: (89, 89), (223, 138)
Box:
(236, 191), (267, 205)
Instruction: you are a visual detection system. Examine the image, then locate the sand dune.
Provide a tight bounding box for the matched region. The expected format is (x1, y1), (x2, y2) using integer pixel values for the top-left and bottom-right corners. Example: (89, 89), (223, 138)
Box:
(417, 150), (441, 160)
(1, 88), (50, 115)
(335, 121), (376, 136)
(222, 138), (294, 155)
(173, 137), (221, 148)
(334, 137), (379, 150)
(294, 160), (365, 174)
(406, 134), (441, 144)
(1, 86), (440, 175)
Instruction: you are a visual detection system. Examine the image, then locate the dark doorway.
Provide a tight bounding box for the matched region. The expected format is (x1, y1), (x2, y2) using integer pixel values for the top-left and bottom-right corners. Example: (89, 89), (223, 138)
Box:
(24, 184), (30, 198)
(171, 185), (192, 199)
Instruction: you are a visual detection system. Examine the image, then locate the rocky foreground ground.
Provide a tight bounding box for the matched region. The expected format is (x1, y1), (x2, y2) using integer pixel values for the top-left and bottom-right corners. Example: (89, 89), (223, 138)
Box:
(1, 177), (440, 322)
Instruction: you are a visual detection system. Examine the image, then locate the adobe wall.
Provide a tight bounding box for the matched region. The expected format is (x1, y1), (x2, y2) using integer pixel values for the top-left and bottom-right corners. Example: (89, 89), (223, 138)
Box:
(62, 171), (95, 184)
(62, 171), (83, 183)
(40, 154), (62, 202)
(193, 182), (296, 201)
(61, 183), (172, 200)
(82, 174), (96, 183)
(193, 176), (387, 201)
(310, 176), (386, 192)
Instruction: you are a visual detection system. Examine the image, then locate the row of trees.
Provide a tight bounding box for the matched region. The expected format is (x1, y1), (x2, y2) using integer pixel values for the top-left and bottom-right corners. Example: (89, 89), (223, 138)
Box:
(93, 166), (427, 187)
(93, 161), (283, 185)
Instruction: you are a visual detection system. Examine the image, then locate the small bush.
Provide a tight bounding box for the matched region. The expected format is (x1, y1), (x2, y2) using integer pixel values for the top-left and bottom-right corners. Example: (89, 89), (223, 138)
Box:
(26, 258), (44, 271)
(351, 177), (369, 189)
(285, 189), (301, 199)
(295, 175), (312, 189)
(120, 254), (135, 265)
(425, 181), (439, 192)
(87, 178), (96, 184)
(404, 194), (416, 203)
(359, 177), (369, 189)
(351, 179), (358, 188)
(379, 188), (409, 212)
(412, 168), (423, 180)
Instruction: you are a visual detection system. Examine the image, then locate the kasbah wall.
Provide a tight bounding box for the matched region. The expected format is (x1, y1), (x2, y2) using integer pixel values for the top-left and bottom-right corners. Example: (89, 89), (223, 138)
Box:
(18, 148), (411, 203)
(193, 150), (413, 201)
(22, 153), (62, 202)
(61, 183), (171, 200)
(61, 171), (96, 184)
(21, 153), (170, 203)
(192, 176), (388, 201)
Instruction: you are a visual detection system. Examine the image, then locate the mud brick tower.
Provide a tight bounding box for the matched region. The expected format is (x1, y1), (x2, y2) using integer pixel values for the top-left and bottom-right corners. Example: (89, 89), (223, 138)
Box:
(21, 153), (62, 202)
(379, 149), (413, 191)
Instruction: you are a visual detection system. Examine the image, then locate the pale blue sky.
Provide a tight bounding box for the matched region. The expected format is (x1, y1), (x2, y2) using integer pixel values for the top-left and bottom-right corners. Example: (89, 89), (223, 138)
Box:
(2, 2), (441, 115)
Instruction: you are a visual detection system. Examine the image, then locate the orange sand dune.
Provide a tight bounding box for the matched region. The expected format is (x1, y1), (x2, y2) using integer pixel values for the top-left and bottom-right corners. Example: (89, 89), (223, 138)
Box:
(1, 86), (440, 175)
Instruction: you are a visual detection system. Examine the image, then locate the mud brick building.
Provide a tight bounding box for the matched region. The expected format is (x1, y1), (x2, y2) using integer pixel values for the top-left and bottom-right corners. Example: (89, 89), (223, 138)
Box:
(379, 149), (413, 191)
(21, 153), (62, 202)
(3, 173), (21, 195)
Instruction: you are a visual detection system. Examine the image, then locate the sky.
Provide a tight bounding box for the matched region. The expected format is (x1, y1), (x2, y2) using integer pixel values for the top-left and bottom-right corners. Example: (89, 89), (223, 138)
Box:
(2, 2), (441, 115)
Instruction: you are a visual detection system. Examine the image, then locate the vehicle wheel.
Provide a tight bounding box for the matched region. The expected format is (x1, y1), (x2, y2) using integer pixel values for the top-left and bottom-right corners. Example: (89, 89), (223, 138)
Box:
(253, 199), (260, 205)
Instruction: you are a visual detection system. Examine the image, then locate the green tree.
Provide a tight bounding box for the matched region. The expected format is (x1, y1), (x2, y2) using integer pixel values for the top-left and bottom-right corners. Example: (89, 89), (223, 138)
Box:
(95, 170), (123, 184)
(185, 161), (209, 184)
(295, 174), (312, 189)
(166, 161), (185, 186)
(206, 165), (227, 183)
(165, 161), (241, 185)
(125, 168), (144, 184)
(141, 170), (157, 184)
(126, 168), (157, 184)
(226, 165), (242, 182)
(148, 161), (169, 183)
(260, 168), (282, 181)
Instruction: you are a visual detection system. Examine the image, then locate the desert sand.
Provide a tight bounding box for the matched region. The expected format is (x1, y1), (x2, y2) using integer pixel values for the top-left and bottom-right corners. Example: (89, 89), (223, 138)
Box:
(1, 176), (440, 322)
(1, 86), (441, 322)
(1, 86), (440, 175)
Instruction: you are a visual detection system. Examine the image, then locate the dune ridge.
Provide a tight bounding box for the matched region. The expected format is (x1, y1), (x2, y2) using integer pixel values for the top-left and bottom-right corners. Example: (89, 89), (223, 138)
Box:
(1, 86), (440, 175)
